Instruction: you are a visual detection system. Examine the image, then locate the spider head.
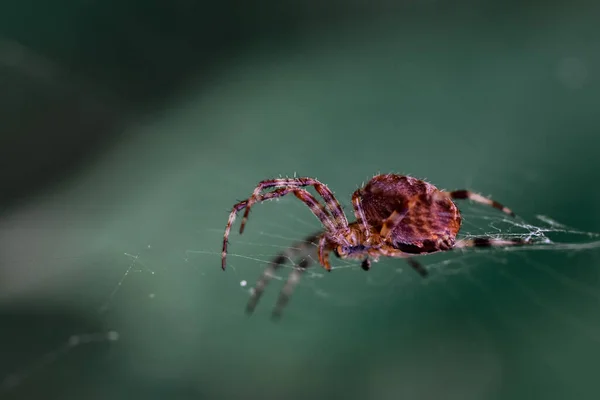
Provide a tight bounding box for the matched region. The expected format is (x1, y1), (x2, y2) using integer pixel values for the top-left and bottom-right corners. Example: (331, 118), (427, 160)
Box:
(332, 225), (375, 259)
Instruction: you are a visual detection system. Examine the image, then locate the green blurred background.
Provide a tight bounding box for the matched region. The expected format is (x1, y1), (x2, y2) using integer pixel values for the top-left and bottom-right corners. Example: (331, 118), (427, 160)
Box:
(1, 1), (600, 399)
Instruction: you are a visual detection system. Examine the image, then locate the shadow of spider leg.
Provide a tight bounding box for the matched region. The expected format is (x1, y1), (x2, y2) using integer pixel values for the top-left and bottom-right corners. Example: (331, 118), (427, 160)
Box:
(246, 232), (321, 320)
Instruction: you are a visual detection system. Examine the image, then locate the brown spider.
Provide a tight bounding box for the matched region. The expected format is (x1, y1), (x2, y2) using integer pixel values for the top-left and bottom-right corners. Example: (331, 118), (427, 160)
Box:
(222, 174), (528, 319)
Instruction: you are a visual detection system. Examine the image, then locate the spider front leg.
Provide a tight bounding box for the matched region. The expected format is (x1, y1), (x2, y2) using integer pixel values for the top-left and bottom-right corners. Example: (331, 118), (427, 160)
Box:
(240, 177), (349, 234)
(222, 188), (336, 270)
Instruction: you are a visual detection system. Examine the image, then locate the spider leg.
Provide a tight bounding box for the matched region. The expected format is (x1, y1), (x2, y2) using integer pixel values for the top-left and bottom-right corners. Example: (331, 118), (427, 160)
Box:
(351, 189), (371, 239)
(240, 177), (349, 234)
(375, 245), (429, 277)
(222, 188), (336, 270)
(361, 258), (371, 271)
(373, 238), (531, 278)
(447, 190), (516, 217)
(318, 234), (333, 271)
(380, 208), (409, 240)
(246, 233), (320, 316)
(454, 237), (531, 249)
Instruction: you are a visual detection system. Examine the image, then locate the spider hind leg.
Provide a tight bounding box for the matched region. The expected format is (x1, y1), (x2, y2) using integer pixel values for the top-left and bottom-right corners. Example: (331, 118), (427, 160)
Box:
(455, 237), (531, 249)
(448, 190), (516, 217)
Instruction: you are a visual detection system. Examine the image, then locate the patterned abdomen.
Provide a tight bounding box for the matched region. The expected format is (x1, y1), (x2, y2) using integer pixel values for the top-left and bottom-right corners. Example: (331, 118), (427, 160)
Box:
(358, 174), (462, 253)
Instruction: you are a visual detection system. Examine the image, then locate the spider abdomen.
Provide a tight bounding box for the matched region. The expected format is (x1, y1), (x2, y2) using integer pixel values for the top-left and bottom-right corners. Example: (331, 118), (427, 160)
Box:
(359, 174), (461, 254)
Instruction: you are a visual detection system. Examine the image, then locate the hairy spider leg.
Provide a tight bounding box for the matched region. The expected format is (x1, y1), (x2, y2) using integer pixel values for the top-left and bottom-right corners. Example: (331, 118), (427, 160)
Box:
(351, 189), (371, 239)
(447, 190), (516, 217)
(374, 244), (429, 277)
(246, 233), (321, 318)
(240, 178), (349, 234)
(222, 188), (335, 270)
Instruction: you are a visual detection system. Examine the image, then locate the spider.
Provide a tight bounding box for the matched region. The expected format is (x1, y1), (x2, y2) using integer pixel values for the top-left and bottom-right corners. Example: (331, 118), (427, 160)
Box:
(222, 173), (529, 319)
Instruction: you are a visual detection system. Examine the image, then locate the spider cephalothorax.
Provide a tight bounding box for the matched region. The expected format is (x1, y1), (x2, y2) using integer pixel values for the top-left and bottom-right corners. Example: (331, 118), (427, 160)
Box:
(222, 174), (526, 319)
